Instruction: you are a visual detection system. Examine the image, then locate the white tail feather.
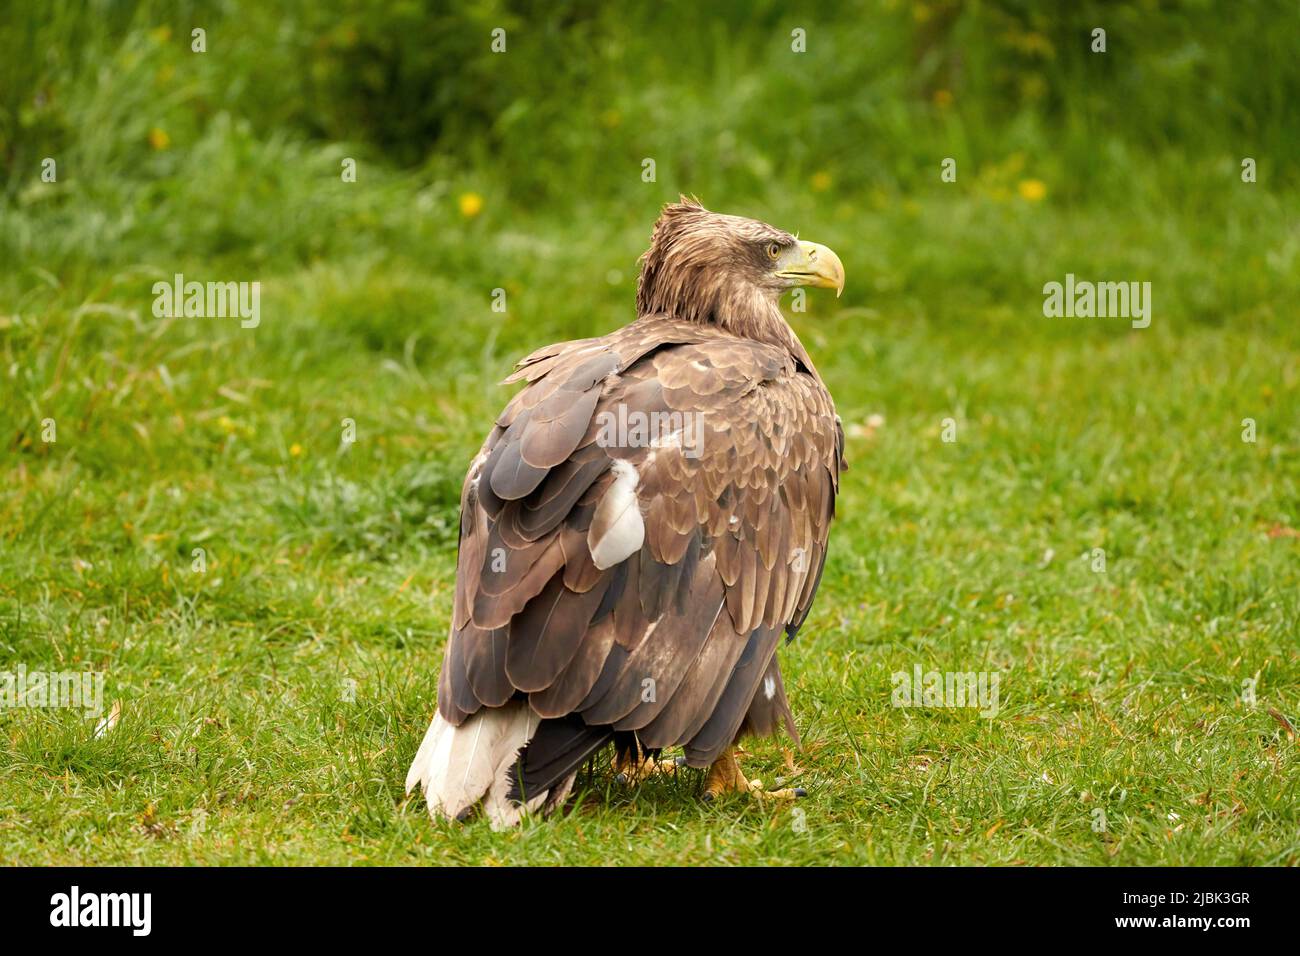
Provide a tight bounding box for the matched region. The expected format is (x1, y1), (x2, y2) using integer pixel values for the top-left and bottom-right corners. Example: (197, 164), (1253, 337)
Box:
(407, 700), (552, 826)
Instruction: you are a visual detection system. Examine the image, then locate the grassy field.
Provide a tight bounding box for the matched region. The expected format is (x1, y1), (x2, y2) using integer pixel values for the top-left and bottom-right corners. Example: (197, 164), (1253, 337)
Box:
(1, 1), (1297, 865)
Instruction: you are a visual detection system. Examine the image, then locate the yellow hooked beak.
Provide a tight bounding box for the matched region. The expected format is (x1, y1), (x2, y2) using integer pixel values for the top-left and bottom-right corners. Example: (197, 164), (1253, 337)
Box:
(776, 240), (845, 297)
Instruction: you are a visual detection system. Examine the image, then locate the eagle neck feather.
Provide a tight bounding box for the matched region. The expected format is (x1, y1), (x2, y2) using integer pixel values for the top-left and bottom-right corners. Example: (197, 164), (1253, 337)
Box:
(639, 284), (818, 380)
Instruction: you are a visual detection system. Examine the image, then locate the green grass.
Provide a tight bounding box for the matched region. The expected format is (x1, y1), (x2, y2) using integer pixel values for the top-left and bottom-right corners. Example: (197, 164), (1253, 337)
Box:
(1, 1), (1298, 865)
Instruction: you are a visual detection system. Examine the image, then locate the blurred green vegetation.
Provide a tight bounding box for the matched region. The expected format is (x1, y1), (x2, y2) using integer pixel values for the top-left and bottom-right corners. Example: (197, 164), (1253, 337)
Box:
(6, 1), (1300, 192)
(0, 1), (1296, 865)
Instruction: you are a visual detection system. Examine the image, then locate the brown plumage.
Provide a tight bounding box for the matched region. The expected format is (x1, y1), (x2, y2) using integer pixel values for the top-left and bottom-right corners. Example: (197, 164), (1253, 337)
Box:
(407, 198), (846, 826)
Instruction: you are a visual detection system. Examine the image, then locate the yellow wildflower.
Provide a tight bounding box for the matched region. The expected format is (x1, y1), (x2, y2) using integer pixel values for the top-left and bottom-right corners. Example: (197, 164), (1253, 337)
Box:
(458, 192), (484, 218)
(1017, 179), (1047, 201)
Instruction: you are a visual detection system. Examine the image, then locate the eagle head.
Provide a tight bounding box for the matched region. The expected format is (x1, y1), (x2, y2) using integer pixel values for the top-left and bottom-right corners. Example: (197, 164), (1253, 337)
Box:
(635, 197), (845, 341)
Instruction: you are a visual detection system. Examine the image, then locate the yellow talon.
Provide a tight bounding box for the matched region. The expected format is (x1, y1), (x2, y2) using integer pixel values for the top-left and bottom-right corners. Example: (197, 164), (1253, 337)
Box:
(702, 750), (806, 802)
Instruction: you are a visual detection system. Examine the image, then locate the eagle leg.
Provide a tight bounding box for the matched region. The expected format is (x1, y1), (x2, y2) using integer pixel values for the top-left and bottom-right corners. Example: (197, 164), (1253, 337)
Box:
(701, 748), (806, 802)
(613, 751), (685, 785)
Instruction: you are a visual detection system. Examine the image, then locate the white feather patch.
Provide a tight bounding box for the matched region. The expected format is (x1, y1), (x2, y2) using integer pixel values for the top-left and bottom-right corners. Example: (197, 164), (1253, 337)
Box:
(588, 459), (645, 570)
(763, 675), (777, 701)
(406, 700), (540, 823)
(482, 707), (548, 830)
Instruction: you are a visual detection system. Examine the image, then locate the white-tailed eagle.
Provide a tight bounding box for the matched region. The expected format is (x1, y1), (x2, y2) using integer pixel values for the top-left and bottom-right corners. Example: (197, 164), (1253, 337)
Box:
(407, 199), (846, 826)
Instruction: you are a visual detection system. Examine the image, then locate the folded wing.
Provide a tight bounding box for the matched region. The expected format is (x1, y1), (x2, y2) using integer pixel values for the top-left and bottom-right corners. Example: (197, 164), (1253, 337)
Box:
(433, 315), (842, 773)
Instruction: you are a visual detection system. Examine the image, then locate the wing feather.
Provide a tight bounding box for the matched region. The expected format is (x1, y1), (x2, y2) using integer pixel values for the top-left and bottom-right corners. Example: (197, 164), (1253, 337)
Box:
(432, 315), (843, 770)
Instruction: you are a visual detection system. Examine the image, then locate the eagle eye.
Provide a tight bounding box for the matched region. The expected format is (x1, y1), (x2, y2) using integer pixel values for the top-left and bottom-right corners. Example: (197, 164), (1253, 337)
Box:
(766, 242), (782, 261)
